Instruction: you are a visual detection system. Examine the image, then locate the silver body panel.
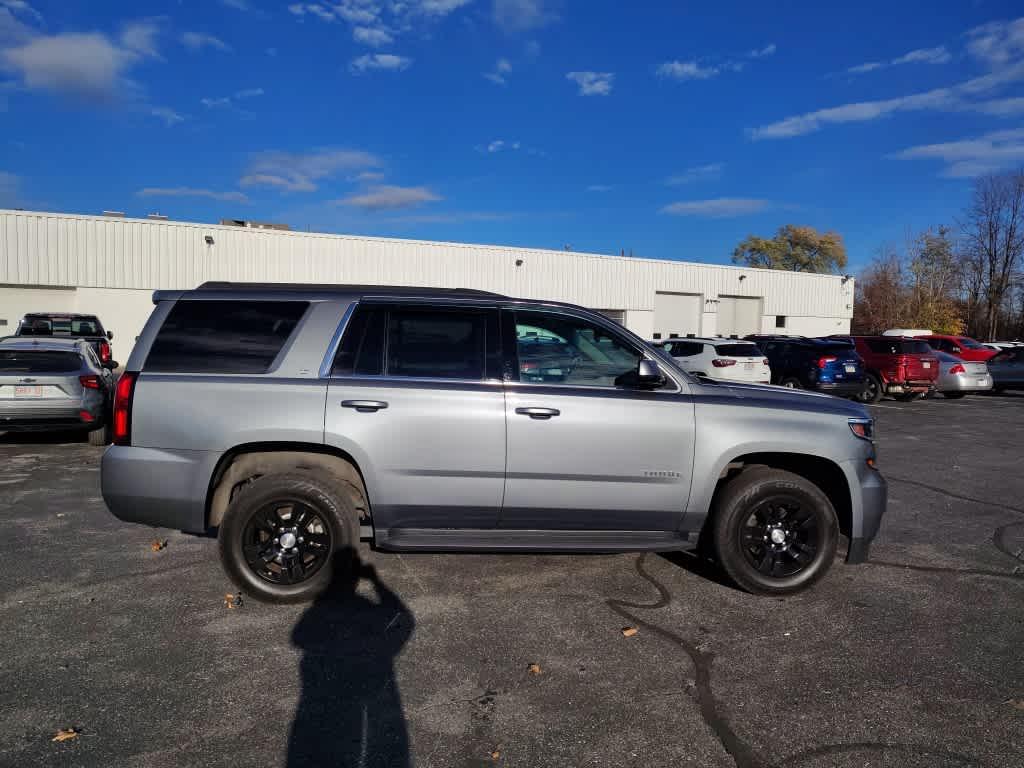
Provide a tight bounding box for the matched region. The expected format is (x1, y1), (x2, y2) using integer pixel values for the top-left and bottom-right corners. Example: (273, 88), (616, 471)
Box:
(102, 284), (886, 559)
(933, 352), (993, 393)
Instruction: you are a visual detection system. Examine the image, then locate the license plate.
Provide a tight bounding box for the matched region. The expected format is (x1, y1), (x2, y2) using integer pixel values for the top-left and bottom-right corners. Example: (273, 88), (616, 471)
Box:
(844, 364), (856, 373)
(744, 362), (754, 370)
(14, 386), (43, 398)
(978, 378), (987, 386)
(923, 362), (931, 369)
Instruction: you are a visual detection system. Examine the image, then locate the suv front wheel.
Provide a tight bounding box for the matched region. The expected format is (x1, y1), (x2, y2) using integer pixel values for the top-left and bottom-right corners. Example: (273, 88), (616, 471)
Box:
(712, 467), (838, 595)
(218, 473), (359, 603)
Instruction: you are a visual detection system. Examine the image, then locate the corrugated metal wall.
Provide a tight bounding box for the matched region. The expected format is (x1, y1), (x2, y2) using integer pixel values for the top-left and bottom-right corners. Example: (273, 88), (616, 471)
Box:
(0, 209), (853, 319)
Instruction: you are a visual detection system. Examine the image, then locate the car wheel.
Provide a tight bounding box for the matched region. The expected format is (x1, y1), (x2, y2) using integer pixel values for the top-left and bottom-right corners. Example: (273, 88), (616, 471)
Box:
(87, 422), (111, 446)
(943, 392), (966, 399)
(712, 467), (838, 596)
(781, 377), (802, 389)
(218, 473), (359, 603)
(860, 373), (883, 403)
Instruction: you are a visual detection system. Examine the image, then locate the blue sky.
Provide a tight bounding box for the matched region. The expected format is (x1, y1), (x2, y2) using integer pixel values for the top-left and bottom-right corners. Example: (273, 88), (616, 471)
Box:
(1, 1), (1023, 271)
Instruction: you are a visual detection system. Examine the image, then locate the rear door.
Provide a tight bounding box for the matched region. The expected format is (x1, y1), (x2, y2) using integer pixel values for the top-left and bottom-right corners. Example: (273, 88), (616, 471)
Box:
(324, 302), (506, 531)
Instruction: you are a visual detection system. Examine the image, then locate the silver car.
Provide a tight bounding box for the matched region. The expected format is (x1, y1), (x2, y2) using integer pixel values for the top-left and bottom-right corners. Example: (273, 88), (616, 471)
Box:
(931, 350), (993, 398)
(101, 283), (887, 602)
(0, 336), (115, 444)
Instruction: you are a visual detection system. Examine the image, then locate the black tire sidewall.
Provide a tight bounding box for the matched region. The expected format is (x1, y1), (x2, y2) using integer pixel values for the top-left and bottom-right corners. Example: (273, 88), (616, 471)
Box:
(862, 373), (883, 403)
(218, 473), (358, 603)
(781, 377), (802, 389)
(713, 468), (838, 595)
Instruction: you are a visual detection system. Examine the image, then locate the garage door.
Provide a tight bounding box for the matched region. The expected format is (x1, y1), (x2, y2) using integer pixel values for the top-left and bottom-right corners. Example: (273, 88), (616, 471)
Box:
(0, 285), (77, 333)
(653, 292), (702, 339)
(717, 296), (763, 337)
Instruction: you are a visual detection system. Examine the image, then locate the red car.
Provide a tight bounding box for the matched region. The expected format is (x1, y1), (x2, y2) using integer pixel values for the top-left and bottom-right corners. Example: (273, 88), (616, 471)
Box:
(850, 336), (939, 403)
(915, 334), (997, 362)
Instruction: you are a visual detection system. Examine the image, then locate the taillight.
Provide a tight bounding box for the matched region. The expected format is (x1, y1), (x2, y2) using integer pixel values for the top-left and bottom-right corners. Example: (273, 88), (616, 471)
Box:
(817, 356), (837, 369)
(949, 363), (965, 375)
(79, 375), (101, 389)
(98, 340), (111, 363)
(711, 359), (736, 367)
(112, 372), (137, 446)
(763, 359), (770, 366)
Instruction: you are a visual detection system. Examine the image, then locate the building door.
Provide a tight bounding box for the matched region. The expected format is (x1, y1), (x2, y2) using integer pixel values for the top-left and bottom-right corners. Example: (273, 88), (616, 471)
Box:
(653, 292), (702, 340)
(717, 296), (763, 337)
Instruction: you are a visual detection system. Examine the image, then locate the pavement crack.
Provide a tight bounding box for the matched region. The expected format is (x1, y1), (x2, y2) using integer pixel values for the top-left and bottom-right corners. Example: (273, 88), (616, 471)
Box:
(606, 553), (764, 768)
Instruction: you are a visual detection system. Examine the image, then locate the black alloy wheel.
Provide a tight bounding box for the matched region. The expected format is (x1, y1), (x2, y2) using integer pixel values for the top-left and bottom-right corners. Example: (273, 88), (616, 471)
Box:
(738, 496), (819, 579)
(242, 499), (333, 586)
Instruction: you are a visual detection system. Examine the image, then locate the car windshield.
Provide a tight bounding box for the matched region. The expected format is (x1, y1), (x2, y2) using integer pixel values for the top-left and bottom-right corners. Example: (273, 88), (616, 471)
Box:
(0, 350), (82, 373)
(20, 315), (103, 337)
(714, 343), (763, 357)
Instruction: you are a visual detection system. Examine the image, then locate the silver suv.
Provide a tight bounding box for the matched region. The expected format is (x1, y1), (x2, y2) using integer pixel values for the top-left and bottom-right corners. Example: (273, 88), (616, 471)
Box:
(101, 283), (886, 602)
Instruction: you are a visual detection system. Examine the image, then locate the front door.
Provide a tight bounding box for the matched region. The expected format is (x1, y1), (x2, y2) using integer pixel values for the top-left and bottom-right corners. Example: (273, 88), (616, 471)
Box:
(501, 308), (696, 532)
(324, 302), (506, 530)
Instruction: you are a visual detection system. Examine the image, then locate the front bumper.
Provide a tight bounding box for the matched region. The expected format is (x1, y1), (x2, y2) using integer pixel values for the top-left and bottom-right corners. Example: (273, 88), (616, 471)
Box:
(841, 456), (888, 564)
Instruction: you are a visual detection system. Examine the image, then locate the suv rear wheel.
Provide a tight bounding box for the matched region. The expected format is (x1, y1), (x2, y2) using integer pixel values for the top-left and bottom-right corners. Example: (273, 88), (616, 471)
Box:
(712, 467), (838, 595)
(860, 373), (883, 403)
(218, 473), (359, 603)
(780, 377), (802, 389)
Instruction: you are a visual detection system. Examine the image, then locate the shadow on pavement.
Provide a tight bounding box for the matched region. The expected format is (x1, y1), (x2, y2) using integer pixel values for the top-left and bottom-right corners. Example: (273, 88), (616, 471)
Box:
(0, 429), (88, 445)
(288, 551), (415, 768)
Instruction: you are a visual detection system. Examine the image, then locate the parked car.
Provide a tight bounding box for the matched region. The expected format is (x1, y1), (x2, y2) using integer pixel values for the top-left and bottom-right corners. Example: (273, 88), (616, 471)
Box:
(16, 313), (116, 368)
(849, 336), (939, 403)
(0, 336), (115, 444)
(915, 334), (996, 362)
(101, 282), (886, 602)
(746, 336), (864, 398)
(881, 328), (933, 338)
(653, 337), (770, 384)
(930, 351), (993, 398)
(984, 341), (1024, 352)
(988, 347), (1024, 392)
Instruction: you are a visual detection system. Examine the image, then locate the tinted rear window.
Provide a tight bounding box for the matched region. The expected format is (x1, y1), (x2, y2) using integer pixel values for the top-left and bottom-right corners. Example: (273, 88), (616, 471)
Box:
(145, 300), (308, 373)
(866, 339), (932, 355)
(0, 350), (82, 373)
(714, 343), (763, 357)
(387, 309), (486, 379)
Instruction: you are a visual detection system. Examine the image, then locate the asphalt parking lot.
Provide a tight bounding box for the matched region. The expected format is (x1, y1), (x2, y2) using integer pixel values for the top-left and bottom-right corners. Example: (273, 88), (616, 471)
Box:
(1, 394), (1023, 768)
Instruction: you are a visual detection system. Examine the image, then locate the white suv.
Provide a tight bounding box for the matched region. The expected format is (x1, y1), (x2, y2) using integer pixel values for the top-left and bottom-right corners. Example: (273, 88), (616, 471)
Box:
(655, 337), (770, 384)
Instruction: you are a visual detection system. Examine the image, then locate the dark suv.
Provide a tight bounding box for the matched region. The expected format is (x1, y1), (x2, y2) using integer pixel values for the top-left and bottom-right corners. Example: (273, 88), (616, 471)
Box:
(746, 336), (865, 398)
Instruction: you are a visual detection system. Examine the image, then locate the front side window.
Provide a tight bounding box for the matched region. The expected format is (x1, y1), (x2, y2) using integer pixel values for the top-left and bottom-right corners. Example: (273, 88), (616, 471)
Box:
(513, 310), (642, 387)
(145, 300), (308, 374)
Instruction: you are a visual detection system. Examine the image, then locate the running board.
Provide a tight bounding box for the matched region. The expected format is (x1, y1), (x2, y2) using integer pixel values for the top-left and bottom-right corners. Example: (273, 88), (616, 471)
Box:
(373, 528), (693, 553)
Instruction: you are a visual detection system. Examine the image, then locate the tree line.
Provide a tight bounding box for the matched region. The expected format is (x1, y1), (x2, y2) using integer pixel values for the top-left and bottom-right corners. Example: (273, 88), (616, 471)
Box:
(731, 169), (1024, 341)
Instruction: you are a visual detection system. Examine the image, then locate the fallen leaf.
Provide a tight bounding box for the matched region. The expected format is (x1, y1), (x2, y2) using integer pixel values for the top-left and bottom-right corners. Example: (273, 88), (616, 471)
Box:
(1005, 698), (1024, 710)
(150, 539), (168, 552)
(527, 663), (542, 675)
(621, 626), (639, 637)
(224, 593), (243, 609)
(52, 728), (79, 743)
(490, 750), (500, 760)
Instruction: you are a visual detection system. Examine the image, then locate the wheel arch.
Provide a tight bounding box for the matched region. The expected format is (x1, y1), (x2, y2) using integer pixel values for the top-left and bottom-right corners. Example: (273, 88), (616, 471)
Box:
(206, 442), (370, 530)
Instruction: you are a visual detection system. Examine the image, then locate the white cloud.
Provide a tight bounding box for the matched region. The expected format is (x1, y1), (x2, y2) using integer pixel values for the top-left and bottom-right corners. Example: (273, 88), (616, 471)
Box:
(119, 21), (160, 59)
(891, 128), (1024, 177)
(337, 184), (441, 210)
(333, 2), (380, 24)
(493, 0), (555, 32)
(657, 59), (719, 81)
(486, 139), (520, 152)
(586, 184), (612, 192)
(846, 45), (950, 75)
(0, 170), (21, 206)
(966, 17), (1024, 67)
(421, 0), (472, 15)
(182, 32), (231, 52)
(748, 43), (776, 58)
(666, 163), (724, 185)
(353, 26), (393, 46)
(201, 87), (263, 108)
(566, 70), (613, 96)
(288, 3), (337, 21)
(2, 1), (42, 24)
(240, 148), (381, 192)
(0, 7), (36, 46)
(151, 106), (185, 125)
(351, 53), (412, 72)
(660, 197), (769, 218)
(137, 186), (249, 203)
(352, 170), (385, 181)
(484, 56), (512, 84)
(974, 96), (1024, 115)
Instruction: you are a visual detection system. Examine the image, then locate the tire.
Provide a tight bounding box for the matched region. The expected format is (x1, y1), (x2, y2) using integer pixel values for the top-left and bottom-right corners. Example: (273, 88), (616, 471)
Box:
(218, 472), (359, 603)
(860, 373), (883, 403)
(88, 422), (111, 446)
(711, 467), (838, 596)
(780, 377), (802, 389)
(943, 392), (966, 399)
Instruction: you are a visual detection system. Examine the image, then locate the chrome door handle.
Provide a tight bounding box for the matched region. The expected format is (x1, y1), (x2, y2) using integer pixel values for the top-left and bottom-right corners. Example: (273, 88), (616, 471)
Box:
(515, 407), (560, 419)
(341, 400), (388, 412)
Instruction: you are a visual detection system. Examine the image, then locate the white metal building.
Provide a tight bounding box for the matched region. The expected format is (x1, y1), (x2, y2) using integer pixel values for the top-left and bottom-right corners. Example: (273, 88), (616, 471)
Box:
(1, 209), (854, 360)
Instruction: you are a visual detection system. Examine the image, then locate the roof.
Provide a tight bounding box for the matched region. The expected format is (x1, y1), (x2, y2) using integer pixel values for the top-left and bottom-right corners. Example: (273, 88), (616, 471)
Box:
(0, 336), (86, 351)
(195, 281), (505, 298)
(21, 312), (101, 320)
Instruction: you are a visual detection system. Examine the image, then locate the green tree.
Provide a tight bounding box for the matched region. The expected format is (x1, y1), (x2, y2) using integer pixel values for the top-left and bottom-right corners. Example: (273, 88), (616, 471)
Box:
(732, 225), (848, 273)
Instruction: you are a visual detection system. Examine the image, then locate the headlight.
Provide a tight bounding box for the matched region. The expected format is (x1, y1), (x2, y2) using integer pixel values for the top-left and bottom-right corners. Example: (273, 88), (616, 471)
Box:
(848, 417), (874, 440)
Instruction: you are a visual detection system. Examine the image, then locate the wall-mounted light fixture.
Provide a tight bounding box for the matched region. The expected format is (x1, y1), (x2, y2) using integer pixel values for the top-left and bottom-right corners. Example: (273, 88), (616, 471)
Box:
(738, 274), (747, 281)
(515, 258), (523, 267)
(204, 235), (215, 245)
(841, 274), (853, 284)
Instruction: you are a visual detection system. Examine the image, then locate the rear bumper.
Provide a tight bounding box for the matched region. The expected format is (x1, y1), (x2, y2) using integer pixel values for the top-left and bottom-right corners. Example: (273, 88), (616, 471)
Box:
(940, 374), (993, 392)
(815, 382), (865, 398)
(885, 380), (935, 394)
(101, 445), (219, 533)
(0, 403), (104, 432)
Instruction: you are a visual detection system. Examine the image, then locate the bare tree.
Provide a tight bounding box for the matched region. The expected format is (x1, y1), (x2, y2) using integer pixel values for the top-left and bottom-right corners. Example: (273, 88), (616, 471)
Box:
(961, 170), (1024, 340)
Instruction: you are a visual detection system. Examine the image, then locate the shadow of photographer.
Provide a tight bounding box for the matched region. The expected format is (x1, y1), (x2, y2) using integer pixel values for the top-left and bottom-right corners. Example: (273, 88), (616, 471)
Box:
(287, 551), (414, 768)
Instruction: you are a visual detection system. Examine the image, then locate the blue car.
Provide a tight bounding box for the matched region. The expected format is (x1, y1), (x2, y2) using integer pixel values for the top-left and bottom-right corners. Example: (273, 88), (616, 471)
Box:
(746, 335), (866, 399)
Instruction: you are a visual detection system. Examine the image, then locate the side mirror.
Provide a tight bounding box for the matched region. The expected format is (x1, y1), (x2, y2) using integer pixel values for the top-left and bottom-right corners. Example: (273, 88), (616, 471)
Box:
(613, 359), (667, 389)
(106, 330), (114, 340)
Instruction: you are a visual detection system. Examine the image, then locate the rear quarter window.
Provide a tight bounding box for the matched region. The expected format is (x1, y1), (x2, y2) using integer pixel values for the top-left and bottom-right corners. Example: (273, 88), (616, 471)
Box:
(144, 300), (309, 374)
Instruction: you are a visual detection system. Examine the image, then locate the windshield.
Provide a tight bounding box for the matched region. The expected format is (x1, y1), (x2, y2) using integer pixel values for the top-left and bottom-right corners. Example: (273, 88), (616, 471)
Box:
(714, 343), (763, 357)
(20, 315), (103, 337)
(0, 350), (82, 373)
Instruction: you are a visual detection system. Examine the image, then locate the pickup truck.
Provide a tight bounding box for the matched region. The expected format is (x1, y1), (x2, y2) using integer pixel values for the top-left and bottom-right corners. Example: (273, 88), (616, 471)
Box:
(101, 283), (887, 603)
(16, 313), (116, 367)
